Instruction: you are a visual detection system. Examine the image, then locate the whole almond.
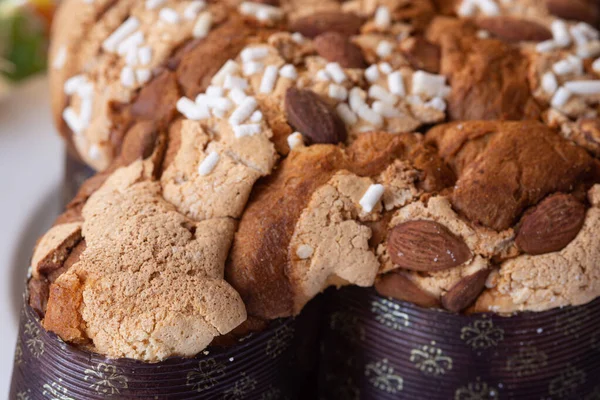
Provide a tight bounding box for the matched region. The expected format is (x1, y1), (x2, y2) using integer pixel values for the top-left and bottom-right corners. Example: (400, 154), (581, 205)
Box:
(400, 36), (440, 73)
(545, 0), (599, 25)
(387, 220), (471, 272)
(289, 12), (363, 38)
(442, 269), (490, 313)
(375, 271), (440, 308)
(285, 88), (347, 144)
(516, 193), (586, 255)
(474, 16), (552, 42)
(314, 32), (367, 68)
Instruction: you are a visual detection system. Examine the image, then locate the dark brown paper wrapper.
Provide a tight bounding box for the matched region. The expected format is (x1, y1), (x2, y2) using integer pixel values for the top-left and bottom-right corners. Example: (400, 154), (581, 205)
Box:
(63, 153), (95, 207)
(11, 296), (320, 399)
(318, 287), (600, 400)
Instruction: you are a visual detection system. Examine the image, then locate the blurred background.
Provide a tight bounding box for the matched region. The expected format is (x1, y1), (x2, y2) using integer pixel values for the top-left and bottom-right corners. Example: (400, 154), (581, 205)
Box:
(0, 0), (62, 395)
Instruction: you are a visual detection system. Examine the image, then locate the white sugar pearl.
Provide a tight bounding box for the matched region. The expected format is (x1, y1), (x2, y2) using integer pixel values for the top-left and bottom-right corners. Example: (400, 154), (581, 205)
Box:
(374, 6), (391, 30)
(328, 84), (348, 101)
(336, 103), (358, 125)
(359, 184), (385, 213)
(145, 0), (165, 10)
(388, 71), (405, 96)
(325, 63), (347, 84)
(159, 8), (180, 24)
(287, 132), (304, 150)
(102, 17), (140, 53)
(296, 244), (314, 259)
(279, 64), (298, 80)
(541, 72), (558, 95)
(229, 97), (258, 125)
(193, 11), (212, 38)
(376, 41), (394, 58)
(198, 151), (220, 176)
(550, 87), (571, 108)
(259, 65), (279, 94)
(184, 0), (206, 20)
(233, 123), (262, 138)
(365, 65), (380, 83)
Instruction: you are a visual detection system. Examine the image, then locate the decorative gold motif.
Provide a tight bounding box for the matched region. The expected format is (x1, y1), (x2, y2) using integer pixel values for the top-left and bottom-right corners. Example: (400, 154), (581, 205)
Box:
(14, 338), (23, 366)
(42, 379), (75, 400)
(329, 311), (365, 343)
(460, 319), (504, 349)
(222, 373), (257, 400)
(15, 391), (30, 400)
(364, 359), (403, 394)
(371, 298), (410, 331)
(454, 377), (499, 400)
(266, 323), (294, 359)
(555, 307), (590, 336)
(549, 365), (586, 398)
(186, 358), (227, 393)
(84, 363), (128, 395)
(23, 320), (44, 358)
(506, 347), (548, 377)
(410, 341), (453, 376)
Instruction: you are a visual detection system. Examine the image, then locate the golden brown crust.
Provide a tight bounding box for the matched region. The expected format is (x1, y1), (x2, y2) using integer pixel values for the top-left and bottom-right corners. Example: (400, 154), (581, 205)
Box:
(427, 120), (597, 231)
(227, 132), (453, 319)
(428, 17), (542, 121)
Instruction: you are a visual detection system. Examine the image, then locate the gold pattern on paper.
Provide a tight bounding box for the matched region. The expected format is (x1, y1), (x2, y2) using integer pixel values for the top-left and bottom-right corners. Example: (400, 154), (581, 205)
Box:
(266, 323), (294, 359)
(506, 347), (548, 377)
(549, 365), (586, 398)
(23, 320), (44, 358)
(14, 338), (23, 365)
(454, 378), (499, 400)
(84, 363), (128, 395)
(329, 311), (365, 343)
(555, 307), (590, 336)
(186, 358), (226, 393)
(410, 341), (453, 376)
(460, 319), (504, 349)
(371, 298), (410, 331)
(16, 391), (30, 400)
(364, 359), (403, 394)
(42, 379), (75, 400)
(222, 373), (257, 400)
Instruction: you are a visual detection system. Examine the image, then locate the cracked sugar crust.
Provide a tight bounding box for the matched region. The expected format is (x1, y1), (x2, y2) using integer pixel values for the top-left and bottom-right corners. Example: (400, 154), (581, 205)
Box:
(288, 171), (381, 313)
(160, 120), (266, 221)
(227, 132), (454, 319)
(474, 184), (600, 314)
(51, 0), (449, 171)
(43, 160), (246, 361)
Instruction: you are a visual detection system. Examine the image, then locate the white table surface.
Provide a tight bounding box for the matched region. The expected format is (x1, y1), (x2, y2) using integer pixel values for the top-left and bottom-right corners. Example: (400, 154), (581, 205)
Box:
(0, 75), (63, 397)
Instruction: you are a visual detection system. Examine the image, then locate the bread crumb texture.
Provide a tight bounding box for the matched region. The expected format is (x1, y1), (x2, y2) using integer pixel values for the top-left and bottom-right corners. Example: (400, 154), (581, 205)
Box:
(44, 160), (246, 361)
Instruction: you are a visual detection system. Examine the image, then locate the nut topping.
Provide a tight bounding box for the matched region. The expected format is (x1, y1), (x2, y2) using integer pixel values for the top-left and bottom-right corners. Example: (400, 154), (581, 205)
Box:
(387, 220), (472, 272)
(314, 32), (367, 68)
(285, 88), (347, 144)
(516, 193), (586, 255)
